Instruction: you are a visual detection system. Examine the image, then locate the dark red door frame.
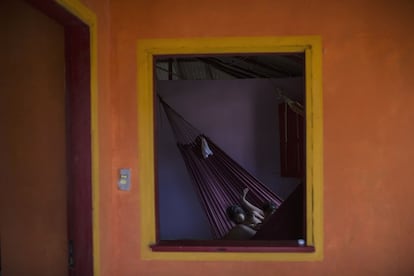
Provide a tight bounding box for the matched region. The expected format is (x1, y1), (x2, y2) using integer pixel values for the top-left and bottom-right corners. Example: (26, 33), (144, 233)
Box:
(25, 1), (93, 275)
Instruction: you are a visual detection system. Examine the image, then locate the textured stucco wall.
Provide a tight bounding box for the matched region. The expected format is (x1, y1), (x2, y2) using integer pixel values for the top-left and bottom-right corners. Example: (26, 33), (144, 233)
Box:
(83, 0), (414, 275)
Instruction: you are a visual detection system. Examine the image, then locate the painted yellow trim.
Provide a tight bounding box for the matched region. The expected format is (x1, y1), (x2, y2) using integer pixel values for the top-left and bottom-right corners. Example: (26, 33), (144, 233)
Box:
(137, 36), (323, 261)
(54, 0), (100, 274)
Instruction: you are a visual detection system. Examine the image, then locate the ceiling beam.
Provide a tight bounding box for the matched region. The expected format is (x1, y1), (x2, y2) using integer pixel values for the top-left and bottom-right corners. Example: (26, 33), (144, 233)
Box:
(235, 57), (296, 77)
(198, 58), (250, 78)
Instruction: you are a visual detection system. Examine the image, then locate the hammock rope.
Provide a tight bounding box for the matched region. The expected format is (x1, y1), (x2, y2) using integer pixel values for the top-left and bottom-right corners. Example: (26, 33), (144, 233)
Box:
(159, 97), (283, 239)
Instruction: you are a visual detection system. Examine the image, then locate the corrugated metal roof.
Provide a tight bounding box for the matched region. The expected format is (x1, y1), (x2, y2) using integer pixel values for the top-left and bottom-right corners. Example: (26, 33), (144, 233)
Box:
(156, 54), (304, 80)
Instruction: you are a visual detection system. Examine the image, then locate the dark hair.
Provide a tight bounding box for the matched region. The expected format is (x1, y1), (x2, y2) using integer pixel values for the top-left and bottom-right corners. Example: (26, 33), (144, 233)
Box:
(226, 205), (245, 221)
(262, 201), (277, 214)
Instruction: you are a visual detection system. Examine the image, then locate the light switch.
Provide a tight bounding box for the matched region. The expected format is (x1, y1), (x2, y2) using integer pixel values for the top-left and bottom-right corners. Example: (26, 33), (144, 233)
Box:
(118, 168), (131, 191)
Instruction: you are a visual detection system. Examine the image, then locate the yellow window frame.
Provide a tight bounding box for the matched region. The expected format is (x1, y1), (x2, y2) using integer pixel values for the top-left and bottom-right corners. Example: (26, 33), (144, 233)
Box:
(137, 36), (323, 261)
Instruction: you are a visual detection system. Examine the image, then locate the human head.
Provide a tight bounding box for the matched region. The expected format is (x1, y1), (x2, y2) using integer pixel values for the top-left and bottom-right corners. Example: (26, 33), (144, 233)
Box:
(262, 201), (277, 216)
(227, 205), (245, 224)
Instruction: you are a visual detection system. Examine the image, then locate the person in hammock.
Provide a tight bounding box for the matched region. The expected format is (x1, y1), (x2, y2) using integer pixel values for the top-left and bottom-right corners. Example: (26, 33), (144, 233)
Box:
(222, 189), (277, 240)
(241, 188), (277, 230)
(222, 205), (257, 240)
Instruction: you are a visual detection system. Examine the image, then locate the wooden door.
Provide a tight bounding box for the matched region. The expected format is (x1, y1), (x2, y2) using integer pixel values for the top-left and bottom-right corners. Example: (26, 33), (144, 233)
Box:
(0, 0), (68, 275)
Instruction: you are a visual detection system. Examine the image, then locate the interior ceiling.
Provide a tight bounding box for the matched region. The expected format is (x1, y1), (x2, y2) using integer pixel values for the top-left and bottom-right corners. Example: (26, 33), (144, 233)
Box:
(156, 54), (304, 80)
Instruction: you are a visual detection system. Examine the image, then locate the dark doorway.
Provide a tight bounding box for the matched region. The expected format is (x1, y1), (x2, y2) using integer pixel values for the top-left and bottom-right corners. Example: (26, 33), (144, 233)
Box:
(0, 0), (93, 275)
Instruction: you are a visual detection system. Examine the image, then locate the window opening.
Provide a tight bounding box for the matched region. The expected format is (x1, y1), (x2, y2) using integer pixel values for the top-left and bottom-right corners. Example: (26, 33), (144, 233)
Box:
(154, 54), (307, 250)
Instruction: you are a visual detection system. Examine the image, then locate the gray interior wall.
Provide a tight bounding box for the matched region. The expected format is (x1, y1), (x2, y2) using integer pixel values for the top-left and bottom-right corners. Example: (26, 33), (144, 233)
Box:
(156, 78), (303, 240)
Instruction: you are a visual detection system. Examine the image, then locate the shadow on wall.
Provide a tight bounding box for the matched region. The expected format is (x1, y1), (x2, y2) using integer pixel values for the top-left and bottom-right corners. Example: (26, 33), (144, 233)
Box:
(156, 78), (303, 240)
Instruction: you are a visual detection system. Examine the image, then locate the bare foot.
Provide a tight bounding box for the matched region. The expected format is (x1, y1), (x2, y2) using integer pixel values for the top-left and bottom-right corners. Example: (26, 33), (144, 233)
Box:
(243, 188), (249, 197)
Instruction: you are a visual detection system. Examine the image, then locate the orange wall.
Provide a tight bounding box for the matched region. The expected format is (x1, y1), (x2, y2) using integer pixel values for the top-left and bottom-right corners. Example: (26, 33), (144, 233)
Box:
(0, 1), (67, 275)
(82, 0), (414, 275)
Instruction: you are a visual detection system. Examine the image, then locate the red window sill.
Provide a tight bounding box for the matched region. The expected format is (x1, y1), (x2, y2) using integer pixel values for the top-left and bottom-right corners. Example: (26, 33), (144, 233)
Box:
(151, 240), (315, 253)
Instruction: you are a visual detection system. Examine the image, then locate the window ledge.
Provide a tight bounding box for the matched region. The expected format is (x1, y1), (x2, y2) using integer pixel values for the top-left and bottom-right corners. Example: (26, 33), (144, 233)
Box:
(151, 240), (315, 253)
